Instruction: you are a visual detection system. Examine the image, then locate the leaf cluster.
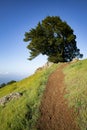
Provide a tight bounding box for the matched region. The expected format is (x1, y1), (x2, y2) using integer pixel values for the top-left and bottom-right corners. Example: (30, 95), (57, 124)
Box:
(24, 16), (83, 63)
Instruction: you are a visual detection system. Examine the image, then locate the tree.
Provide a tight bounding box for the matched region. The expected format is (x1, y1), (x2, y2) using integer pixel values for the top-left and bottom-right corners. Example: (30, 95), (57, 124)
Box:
(24, 16), (83, 63)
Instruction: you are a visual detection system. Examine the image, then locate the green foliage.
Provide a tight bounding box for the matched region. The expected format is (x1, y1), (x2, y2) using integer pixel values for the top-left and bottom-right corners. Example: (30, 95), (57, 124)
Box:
(7, 80), (16, 85)
(0, 64), (58, 130)
(64, 59), (87, 130)
(0, 83), (6, 89)
(24, 16), (83, 63)
(0, 80), (16, 89)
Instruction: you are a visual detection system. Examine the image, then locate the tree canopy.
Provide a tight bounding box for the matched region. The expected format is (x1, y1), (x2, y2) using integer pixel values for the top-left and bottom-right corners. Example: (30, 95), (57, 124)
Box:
(24, 16), (83, 63)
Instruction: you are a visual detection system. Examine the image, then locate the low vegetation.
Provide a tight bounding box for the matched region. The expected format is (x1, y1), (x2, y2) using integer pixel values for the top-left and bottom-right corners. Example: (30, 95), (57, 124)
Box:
(0, 59), (87, 130)
(0, 64), (58, 130)
(64, 59), (87, 130)
(0, 80), (16, 89)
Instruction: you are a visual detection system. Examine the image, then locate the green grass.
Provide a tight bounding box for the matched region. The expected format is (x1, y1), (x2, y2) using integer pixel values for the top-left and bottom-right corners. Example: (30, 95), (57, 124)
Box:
(1, 59), (87, 130)
(0, 63), (59, 130)
(64, 59), (87, 130)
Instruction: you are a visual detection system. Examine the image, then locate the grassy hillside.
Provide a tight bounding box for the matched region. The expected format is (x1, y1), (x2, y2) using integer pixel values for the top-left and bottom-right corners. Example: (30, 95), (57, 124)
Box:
(0, 64), (59, 130)
(64, 59), (87, 130)
(0, 59), (87, 130)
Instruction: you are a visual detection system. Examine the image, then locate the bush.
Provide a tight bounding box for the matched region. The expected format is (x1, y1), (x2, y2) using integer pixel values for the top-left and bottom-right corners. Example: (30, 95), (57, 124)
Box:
(7, 80), (16, 85)
(0, 83), (6, 89)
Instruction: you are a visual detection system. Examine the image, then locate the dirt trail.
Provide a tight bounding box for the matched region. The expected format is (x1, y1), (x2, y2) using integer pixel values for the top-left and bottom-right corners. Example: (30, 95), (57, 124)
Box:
(37, 64), (80, 130)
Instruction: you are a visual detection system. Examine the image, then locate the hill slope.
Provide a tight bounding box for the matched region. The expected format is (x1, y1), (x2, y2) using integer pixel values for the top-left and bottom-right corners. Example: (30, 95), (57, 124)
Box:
(37, 63), (79, 130)
(0, 64), (58, 130)
(0, 59), (87, 130)
(38, 59), (87, 130)
(64, 59), (87, 130)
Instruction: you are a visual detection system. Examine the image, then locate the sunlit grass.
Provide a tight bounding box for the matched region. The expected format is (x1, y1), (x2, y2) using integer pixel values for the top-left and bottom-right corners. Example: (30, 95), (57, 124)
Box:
(64, 59), (87, 130)
(0, 63), (59, 130)
(2, 59), (87, 130)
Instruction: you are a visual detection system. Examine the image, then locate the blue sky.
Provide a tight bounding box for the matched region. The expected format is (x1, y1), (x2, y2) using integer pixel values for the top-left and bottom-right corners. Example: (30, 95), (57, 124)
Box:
(0, 0), (87, 81)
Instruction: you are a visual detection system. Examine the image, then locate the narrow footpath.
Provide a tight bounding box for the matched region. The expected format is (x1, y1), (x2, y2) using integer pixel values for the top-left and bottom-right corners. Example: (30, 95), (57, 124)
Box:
(37, 64), (80, 130)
